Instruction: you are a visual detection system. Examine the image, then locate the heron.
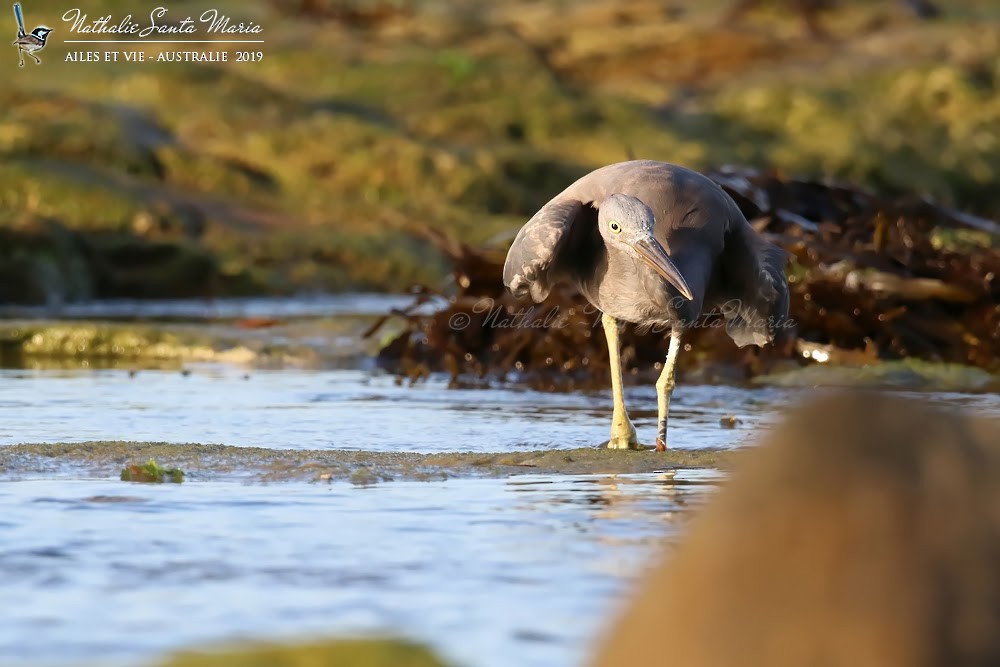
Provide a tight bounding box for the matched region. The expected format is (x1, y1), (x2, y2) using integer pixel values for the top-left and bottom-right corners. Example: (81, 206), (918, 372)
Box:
(503, 160), (789, 450)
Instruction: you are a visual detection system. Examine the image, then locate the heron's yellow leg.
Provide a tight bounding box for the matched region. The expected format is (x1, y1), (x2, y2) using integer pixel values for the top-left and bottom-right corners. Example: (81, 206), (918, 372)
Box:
(602, 313), (638, 450)
(655, 328), (683, 451)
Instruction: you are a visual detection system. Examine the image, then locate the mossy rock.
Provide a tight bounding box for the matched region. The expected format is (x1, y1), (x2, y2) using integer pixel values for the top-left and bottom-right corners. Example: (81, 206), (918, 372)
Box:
(157, 638), (451, 667)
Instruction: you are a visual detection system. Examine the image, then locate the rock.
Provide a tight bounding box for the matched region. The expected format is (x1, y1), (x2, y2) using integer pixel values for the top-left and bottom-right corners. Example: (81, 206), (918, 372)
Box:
(591, 392), (1000, 667)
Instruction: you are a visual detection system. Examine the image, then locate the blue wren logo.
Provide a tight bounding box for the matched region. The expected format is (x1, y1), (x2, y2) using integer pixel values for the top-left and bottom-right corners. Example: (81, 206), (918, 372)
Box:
(12, 2), (51, 66)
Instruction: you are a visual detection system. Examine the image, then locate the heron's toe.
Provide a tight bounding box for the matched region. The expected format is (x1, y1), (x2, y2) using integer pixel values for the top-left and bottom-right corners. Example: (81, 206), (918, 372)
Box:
(655, 438), (667, 452)
(606, 439), (631, 450)
(606, 431), (640, 450)
(606, 416), (639, 449)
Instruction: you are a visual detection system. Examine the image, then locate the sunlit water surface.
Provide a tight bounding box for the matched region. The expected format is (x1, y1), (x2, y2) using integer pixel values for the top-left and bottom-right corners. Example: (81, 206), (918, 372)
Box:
(0, 367), (798, 451)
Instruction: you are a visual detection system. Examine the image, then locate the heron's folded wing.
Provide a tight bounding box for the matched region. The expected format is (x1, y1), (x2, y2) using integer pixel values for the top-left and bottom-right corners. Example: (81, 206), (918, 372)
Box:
(503, 198), (584, 302)
(723, 236), (790, 348)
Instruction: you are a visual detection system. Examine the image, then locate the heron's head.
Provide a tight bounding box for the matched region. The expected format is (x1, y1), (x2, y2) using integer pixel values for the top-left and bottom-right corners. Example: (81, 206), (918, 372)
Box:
(598, 194), (694, 300)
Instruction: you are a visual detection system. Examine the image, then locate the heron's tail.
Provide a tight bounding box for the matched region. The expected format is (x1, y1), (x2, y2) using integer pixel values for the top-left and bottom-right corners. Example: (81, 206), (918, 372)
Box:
(13, 3), (25, 37)
(719, 222), (790, 348)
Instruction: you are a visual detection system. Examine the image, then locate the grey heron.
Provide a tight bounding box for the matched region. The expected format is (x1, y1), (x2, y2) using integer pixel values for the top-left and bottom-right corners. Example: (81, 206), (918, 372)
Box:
(503, 160), (789, 450)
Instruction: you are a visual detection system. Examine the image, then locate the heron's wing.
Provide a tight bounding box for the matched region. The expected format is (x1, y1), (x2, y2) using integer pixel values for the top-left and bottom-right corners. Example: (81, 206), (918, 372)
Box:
(503, 198), (585, 302)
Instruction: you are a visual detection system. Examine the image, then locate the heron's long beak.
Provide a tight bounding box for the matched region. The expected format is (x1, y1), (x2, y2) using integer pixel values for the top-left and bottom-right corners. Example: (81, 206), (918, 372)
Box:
(632, 237), (694, 301)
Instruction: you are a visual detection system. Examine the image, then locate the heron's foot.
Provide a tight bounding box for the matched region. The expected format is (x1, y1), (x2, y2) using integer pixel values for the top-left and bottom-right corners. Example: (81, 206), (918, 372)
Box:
(607, 420), (639, 450)
(655, 437), (667, 452)
(607, 436), (640, 450)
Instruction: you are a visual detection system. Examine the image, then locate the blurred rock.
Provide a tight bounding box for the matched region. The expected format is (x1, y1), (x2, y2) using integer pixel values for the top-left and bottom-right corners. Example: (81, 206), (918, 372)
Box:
(591, 391), (1000, 667)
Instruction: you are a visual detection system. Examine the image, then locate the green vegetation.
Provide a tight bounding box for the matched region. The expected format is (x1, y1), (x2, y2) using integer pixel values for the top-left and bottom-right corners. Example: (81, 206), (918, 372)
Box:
(156, 638), (451, 667)
(121, 458), (185, 483)
(3, 0), (999, 302)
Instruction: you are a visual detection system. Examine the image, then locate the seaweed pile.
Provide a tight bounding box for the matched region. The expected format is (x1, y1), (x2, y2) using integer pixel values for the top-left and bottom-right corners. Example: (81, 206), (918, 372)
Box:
(371, 168), (999, 390)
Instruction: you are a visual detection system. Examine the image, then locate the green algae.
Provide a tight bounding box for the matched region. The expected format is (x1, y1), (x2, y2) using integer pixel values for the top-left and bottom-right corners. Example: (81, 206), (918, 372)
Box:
(0, 321), (262, 369)
(121, 458), (185, 484)
(0, 318), (387, 368)
(156, 638), (451, 667)
(0, 441), (733, 484)
(8, 323), (224, 359)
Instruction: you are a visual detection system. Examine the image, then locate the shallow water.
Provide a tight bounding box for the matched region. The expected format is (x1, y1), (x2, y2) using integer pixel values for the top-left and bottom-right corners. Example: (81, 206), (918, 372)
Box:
(0, 368), (793, 451)
(2, 329), (998, 667)
(0, 362), (771, 667)
(0, 471), (717, 667)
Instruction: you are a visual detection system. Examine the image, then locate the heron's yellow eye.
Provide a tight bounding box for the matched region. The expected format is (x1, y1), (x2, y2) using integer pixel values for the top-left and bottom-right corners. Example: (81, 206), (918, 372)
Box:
(609, 221), (622, 234)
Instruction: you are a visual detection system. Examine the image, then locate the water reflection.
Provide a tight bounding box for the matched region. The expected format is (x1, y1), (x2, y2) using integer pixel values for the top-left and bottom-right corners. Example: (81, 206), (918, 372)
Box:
(0, 473), (712, 667)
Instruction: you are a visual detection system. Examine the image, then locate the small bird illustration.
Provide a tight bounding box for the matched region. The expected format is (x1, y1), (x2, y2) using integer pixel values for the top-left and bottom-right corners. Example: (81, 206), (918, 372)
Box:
(12, 3), (52, 67)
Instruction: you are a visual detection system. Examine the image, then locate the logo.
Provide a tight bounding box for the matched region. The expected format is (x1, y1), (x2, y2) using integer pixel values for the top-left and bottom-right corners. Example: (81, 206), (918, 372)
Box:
(12, 2), (51, 66)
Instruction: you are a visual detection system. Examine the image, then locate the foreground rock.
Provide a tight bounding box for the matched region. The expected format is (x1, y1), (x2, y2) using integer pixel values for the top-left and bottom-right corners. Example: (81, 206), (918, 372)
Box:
(591, 391), (1000, 667)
